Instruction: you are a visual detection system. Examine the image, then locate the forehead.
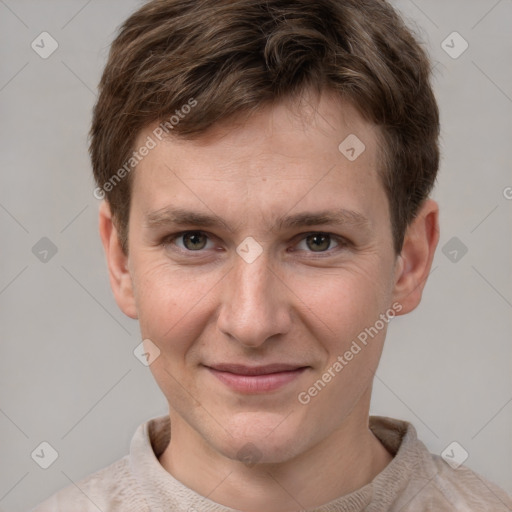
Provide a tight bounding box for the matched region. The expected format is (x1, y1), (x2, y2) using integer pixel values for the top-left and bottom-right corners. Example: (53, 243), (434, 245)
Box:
(130, 91), (388, 230)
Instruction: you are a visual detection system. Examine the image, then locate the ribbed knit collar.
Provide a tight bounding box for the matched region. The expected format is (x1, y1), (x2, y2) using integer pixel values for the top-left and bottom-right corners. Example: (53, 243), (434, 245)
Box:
(129, 415), (437, 512)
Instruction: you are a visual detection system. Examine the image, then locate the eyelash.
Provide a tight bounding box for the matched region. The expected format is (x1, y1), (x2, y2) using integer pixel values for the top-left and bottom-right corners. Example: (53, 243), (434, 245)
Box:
(161, 230), (350, 257)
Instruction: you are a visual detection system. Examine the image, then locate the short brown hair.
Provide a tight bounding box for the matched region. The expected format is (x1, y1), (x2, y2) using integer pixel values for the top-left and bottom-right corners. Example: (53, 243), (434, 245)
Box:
(90, 0), (439, 255)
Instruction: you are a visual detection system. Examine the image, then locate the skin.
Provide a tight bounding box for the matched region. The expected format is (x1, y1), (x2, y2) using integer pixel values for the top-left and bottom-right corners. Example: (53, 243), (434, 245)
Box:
(99, 89), (439, 512)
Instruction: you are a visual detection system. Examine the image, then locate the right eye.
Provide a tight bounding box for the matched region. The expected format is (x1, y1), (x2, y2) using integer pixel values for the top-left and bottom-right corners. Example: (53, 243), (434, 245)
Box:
(162, 231), (215, 252)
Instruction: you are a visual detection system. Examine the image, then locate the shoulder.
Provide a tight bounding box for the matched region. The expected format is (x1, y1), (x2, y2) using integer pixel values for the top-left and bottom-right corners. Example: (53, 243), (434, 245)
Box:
(30, 455), (149, 512)
(423, 454), (512, 511)
(370, 416), (512, 511)
(393, 437), (512, 510)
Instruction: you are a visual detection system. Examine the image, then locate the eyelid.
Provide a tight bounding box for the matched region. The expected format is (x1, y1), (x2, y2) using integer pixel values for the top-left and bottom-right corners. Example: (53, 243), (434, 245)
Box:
(292, 231), (346, 252)
(164, 230), (215, 253)
(162, 230), (349, 254)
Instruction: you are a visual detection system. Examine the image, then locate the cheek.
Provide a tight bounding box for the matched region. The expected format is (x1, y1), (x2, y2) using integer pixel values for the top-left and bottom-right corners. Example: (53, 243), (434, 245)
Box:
(296, 268), (390, 417)
(132, 257), (220, 352)
(294, 262), (388, 343)
(132, 243), (393, 356)
(132, 259), (220, 407)
(298, 263), (390, 392)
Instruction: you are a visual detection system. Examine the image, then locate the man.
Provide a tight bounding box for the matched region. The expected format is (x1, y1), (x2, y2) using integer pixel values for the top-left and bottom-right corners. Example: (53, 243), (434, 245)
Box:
(33, 0), (512, 510)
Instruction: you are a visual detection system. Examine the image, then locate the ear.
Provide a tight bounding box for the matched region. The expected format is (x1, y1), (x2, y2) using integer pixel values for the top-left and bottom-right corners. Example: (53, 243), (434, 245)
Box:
(98, 201), (138, 319)
(392, 199), (439, 315)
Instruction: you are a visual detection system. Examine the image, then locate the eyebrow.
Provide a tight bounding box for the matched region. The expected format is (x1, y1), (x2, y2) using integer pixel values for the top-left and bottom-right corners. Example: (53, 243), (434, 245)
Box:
(144, 206), (372, 234)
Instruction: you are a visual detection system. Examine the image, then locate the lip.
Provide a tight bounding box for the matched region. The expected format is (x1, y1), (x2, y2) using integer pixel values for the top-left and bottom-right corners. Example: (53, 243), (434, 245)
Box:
(204, 364), (309, 393)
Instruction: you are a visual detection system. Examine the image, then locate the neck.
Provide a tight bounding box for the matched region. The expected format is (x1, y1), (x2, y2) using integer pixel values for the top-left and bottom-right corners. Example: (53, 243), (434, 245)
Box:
(158, 389), (393, 512)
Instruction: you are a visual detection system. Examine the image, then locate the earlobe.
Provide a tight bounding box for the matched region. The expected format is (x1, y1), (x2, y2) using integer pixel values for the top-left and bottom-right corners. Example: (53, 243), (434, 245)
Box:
(98, 201), (138, 319)
(392, 199), (439, 315)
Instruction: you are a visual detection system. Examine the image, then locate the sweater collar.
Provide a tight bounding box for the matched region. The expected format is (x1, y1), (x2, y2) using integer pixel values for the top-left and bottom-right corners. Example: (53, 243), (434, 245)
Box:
(129, 415), (435, 512)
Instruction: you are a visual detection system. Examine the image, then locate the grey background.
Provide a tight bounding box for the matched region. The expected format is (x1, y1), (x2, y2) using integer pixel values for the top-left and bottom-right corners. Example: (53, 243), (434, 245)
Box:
(0, 0), (511, 510)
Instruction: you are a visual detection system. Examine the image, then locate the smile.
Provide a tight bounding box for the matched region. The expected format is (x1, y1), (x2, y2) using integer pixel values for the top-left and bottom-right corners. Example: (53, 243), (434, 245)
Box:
(205, 364), (309, 393)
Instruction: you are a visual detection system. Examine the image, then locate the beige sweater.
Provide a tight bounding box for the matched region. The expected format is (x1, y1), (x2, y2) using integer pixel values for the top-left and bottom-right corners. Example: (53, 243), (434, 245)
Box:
(32, 415), (512, 511)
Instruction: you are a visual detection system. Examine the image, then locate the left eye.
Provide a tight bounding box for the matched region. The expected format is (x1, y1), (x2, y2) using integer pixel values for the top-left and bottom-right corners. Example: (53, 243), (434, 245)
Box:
(295, 233), (340, 253)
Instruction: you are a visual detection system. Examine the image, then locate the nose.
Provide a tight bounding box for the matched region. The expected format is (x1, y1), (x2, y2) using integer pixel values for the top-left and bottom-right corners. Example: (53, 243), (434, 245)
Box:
(216, 250), (292, 348)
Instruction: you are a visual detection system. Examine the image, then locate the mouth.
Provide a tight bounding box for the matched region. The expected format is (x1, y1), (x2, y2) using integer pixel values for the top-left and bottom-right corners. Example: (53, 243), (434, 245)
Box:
(204, 363), (309, 393)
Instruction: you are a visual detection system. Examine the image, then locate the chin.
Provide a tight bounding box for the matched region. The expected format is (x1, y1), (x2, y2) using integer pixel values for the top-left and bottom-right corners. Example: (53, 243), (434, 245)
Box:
(214, 413), (307, 465)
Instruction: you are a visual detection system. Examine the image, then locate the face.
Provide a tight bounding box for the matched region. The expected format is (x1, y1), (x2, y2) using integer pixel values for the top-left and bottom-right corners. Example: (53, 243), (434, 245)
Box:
(111, 91), (412, 464)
